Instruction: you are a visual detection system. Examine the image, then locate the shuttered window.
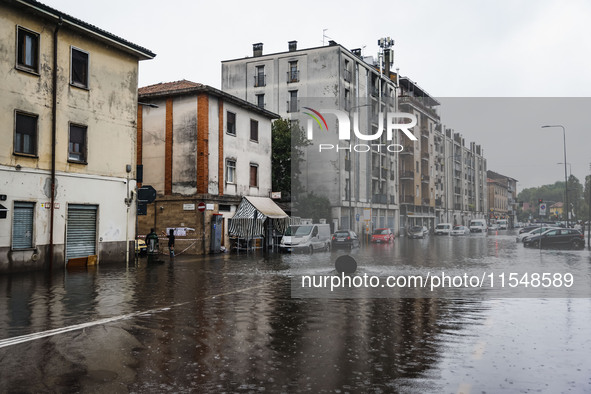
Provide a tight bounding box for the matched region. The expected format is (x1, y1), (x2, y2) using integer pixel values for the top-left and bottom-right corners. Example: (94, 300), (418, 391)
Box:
(66, 205), (97, 260)
(12, 202), (34, 249)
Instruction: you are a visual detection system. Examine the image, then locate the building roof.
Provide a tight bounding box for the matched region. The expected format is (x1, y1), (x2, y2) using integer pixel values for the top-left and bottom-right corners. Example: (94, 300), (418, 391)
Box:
(8, 0), (155, 60)
(487, 170), (518, 183)
(139, 80), (280, 119)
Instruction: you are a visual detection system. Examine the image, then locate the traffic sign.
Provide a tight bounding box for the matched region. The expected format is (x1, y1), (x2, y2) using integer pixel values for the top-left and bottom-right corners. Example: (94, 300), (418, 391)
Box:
(138, 185), (156, 203)
(539, 203), (547, 216)
(197, 202), (206, 212)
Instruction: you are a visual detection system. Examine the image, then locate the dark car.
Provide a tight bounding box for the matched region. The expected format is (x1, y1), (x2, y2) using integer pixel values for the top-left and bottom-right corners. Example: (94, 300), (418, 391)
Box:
(523, 228), (585, 249)
(331, 230), (360, 250)
(371, 228), (394, 243)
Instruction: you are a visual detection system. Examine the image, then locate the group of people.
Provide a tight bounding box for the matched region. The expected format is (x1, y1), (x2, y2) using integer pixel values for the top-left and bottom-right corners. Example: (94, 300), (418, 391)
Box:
(146, 228), (175, 257)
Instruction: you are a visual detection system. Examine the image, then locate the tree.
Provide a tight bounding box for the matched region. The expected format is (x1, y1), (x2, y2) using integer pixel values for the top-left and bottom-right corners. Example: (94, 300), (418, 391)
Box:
(295, 192), (332, 223)
(271, 119), (310, 201)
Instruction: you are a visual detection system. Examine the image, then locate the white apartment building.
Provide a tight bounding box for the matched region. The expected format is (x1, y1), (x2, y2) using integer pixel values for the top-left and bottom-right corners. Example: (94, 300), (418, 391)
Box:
(222, 41), (403, 236)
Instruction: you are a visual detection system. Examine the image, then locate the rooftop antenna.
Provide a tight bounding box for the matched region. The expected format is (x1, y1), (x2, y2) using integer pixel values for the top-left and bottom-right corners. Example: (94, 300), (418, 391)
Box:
(322, 29), (331, 46)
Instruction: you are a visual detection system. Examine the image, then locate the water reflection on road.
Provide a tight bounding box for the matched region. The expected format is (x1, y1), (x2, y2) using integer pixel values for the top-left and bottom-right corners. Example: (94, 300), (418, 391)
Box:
(0, 231), (590, 392)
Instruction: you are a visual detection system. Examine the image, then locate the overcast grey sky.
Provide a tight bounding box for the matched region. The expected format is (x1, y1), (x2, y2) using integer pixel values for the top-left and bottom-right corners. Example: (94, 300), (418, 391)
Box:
(42, 0), (591, 190)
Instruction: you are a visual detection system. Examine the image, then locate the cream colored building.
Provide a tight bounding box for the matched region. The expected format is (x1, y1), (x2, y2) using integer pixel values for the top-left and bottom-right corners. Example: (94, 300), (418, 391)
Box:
(0, 0), (154, 272)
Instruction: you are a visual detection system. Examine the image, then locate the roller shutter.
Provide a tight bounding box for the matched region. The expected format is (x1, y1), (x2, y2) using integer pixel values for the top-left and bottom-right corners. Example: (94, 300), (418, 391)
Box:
(12, 202), (34, 249)
(66, 204), (97, 260)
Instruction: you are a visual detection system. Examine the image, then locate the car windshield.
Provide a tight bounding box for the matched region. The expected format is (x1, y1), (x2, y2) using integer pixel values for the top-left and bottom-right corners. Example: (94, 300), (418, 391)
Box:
(436, 224), (449, 229)
(470, 221), (483, 226)
(334, 231), (349, 236)
(285, 226), (312, 236)
(454, 226), (463, 230)
(374, 229), (389, 235)
(410, 226), (422, 232)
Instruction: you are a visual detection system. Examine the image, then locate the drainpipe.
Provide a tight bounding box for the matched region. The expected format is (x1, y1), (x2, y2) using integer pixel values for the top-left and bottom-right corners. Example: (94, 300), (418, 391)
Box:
(49, 17), (62, 270)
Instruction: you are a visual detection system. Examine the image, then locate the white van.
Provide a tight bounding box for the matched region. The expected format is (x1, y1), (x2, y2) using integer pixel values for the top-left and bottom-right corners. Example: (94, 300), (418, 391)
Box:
(280, 224), (331, 253)
(469, 219), (488, 233)
(496, 219), (508, 230)
(434, 223), (453, 235)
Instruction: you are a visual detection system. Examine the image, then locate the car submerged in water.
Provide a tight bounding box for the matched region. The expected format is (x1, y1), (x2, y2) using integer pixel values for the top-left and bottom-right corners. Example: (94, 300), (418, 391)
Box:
(371, 228), (394, 243)
(408, 226), (428, 239)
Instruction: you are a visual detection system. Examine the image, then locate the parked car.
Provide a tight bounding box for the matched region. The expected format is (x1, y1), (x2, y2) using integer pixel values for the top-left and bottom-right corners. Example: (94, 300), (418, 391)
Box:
(434, 223), (453, 235)
(408, 226), (428, 239)
(451, 225), (469, 236)
(523, 228), (585, 249)
(371, 228), (394, 243)
(516, 226), (559, 243)
(280, 224), (331, 253)
(331, 230), (360, 250)
(469, 219), (488, 233)
(135, 239), (147, 255)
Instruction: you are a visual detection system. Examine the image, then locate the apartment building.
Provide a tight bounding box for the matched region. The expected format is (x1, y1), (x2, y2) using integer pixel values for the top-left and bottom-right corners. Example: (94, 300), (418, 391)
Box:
(487, 170), (517, 227)
(397, 77), (439, 231)
(137, 80), (279, 253)
(222, 40), (402, 235)
(434, 128), (488, 226)
(0, 0), (154, 272)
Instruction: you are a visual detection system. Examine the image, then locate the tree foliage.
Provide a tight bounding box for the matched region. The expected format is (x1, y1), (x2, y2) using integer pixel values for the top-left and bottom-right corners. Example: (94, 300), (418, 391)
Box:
(271, 119), (310, 201)
(295, 192), (332, 223)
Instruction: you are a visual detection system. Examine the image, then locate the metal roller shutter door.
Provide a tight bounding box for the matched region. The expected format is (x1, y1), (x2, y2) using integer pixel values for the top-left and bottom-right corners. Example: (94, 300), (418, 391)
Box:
(12, 202), (34, 249)
(66, 205), (97, 260)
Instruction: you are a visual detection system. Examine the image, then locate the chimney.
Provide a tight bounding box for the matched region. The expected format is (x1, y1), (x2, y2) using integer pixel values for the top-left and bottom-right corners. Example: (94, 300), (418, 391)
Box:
(351, 48), (362, 57)
(288, 40), (297, 52)
(328, 40), (337, 46)
(253, 43), (263, 57)
(384, 48), (392, 78)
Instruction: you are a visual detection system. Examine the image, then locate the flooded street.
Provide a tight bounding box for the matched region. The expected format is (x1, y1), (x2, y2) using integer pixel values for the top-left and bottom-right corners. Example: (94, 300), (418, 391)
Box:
(1, 231), (590, 393)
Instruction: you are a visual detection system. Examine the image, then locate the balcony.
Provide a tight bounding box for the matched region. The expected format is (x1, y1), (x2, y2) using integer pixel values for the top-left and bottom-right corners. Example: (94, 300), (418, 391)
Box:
(287, 70), (299, 83)
(400, 170), (414, 180)
(421, 174), (430, 183)
(254, 74), (266, 87)
(372, 194), (388, 204)
(401, 195), (415, 204)
(454, 187), (461, 195)
(398, 96), (440, 120)
(286, 100), (299, 113)
(422, 198), (431, 206)
(421, 152), (429, 161)
(400, 145), (415, 155)
(343, 68), (352, 83)
(435, 198), (442, 207)
(421, 127), (429, 139)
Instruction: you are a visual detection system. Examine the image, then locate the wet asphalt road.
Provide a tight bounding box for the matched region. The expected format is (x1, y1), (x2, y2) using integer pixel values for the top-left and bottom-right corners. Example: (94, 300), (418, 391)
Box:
(0, 230), (590, 393)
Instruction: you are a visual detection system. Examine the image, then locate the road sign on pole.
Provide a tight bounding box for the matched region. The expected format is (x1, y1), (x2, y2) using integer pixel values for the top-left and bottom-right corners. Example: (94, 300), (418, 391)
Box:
(197, 202), (206, 212)
(539, 203), (547, 216)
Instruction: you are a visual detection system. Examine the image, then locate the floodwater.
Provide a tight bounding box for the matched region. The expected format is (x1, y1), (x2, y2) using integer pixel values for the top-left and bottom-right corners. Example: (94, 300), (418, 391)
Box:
(0, 231), (590, 393)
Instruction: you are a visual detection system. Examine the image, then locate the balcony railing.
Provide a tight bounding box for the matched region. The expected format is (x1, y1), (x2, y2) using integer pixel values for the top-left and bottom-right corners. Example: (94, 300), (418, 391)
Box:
(400, 145), (414, 155)
(421, 152), (429, 161)
(343, 68), (352, 82)
(372, 194), (388, 204)
(400, 170), (414, 179)
(401, 195), (415, 204)
(287, 70), (299, 83)
(254, 74), (266, 87)
(286, 100), (300, 113)
(421, 174), (430, 183)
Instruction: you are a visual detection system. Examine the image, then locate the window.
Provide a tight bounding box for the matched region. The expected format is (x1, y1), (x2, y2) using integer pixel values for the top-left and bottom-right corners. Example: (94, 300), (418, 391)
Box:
(227, 111), (236, 135)
(250, 164), (258, 187)
(17, 27), (39, 73)
(250, 119), (258, 142)
(254, 65), (265, 87)
(14, 111), (38, 156)
(288, 61), (299, 83)
(287, 90), (298, 113)
(12, 202), (34, 249)
(226, 159), (236, 184)
(343, 59), (351, 82)
(71, 47), (89, 88)
(69, 123), (87, 163)
(256, 94), (265, 108)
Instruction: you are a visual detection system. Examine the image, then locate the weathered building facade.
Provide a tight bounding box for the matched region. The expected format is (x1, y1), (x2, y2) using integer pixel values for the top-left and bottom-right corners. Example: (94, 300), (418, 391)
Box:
(222, 41), (402, 236)
(0, 0), (154, 272)
(137, 80), (278, 253)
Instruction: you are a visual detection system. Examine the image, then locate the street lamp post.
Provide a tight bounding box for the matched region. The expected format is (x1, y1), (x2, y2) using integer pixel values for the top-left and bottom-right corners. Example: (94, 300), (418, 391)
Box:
(542, 125), (568, 227)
